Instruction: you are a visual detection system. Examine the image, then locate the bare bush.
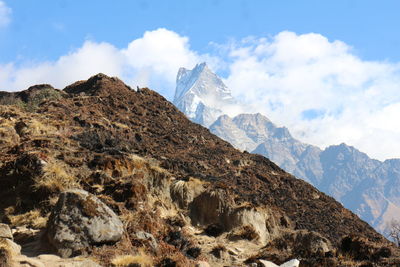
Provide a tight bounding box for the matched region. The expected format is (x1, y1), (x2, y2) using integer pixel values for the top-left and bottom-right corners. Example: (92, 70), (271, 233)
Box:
(388, 219), (400, 246)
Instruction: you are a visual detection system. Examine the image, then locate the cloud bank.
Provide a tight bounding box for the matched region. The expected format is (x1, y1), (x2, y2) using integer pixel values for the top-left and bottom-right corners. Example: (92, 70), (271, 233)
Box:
(2, 28), (400, 160)
(0, 1), (11, 27)
(0, 29), (209, 100)
(223, 31), (400, 160)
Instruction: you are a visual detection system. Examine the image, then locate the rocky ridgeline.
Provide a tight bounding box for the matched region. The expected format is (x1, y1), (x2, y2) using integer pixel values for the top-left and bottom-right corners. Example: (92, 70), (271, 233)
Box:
(0, 74), (399, 266)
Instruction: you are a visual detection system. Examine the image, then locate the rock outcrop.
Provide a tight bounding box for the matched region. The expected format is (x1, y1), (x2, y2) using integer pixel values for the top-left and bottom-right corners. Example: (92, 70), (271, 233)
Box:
(47, 189), (124, 258)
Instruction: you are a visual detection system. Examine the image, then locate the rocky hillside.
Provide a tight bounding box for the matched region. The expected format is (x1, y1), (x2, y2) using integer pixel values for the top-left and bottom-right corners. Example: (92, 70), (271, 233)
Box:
(0, 74), (399, 267)
(174, 63), (400, 236)
(210, 112), (400, 234)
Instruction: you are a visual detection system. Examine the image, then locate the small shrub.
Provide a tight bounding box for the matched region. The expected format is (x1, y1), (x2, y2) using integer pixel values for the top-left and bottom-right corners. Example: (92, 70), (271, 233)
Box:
(204, 223), (223, 237)
(228, 225), (259, 241)
(111, 249), (153, 267)
(211, 244), (226, 258)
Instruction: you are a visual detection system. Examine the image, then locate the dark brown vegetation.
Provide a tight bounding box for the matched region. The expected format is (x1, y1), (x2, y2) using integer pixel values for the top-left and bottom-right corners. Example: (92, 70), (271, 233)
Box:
(0, 73), (399, 266)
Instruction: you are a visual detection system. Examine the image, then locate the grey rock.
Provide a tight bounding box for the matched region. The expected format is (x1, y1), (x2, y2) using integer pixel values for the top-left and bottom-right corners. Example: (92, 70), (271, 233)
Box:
(136, 231), (158, 251)
(0, 224), (13, 240)
(47, 189), (124, 258)
(259, 260), (278, 267)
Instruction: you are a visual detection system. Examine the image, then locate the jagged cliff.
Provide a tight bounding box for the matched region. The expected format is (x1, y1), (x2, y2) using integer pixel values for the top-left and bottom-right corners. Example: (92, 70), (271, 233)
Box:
(0, 74), (398, 267)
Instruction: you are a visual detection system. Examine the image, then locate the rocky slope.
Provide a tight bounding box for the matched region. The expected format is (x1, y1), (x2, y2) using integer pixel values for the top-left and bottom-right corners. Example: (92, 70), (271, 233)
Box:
(0, 74), (399, 266)
(211, 112), (400, 234)
(174, 63), (400, 236)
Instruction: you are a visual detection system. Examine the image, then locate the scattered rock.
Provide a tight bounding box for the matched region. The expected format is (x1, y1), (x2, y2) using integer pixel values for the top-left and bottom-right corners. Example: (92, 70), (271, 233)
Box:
(136, 231), (158, 251)
(0, 238), (21, 255)
(47, 189), (124, 258)
(0, 224), (12, 240)
(14, 254), (103, 267)
(195, 261), (210, 267)
(260, 259), (300, 267)
(12, 226), (40, 245)
(280, 259), (300, 267)
(259, 260), (279, 267)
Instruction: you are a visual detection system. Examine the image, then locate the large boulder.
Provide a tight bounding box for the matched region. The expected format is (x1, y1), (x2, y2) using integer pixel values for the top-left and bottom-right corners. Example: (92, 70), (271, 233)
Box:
(47, 189), (124, 258)
(0, 224), (13, 240)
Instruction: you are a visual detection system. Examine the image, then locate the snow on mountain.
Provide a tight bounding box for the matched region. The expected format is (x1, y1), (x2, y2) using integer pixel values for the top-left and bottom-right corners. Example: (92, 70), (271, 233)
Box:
(210, 113), (315, 175)
(173, 63), (400, 236)
(173, 62), (238, 127)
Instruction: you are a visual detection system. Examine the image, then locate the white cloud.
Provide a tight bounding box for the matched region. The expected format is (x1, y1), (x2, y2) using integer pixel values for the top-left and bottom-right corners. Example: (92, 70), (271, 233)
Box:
(2, 28), (400, 160)
(0, 28), (212, 100)
(122, 28), (204, 98)
(223, 31), (400, 160)
(0, 41), (123, 91)
(0, 1), (11, 27)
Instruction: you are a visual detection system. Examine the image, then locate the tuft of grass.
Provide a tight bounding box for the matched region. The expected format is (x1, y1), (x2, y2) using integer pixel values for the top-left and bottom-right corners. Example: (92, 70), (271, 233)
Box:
(8, 209), (47, 228)
(34, 161), (79, 192)
(26, 119), (57, 136)
(111, 249), (153, 267)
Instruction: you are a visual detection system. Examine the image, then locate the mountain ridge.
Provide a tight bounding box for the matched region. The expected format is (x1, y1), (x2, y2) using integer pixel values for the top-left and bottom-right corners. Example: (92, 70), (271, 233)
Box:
(173, 63), (400, 236)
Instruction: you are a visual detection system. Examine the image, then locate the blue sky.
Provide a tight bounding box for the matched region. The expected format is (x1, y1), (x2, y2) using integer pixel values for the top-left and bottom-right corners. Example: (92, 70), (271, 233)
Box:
(2, 0), (400, 160)
(2, 0), (400, 63)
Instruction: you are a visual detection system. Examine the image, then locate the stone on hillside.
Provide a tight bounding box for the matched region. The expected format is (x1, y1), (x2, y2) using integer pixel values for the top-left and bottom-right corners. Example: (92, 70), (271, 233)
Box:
(259, 259), (279, 267)
(195, 261), (210, 267)
(0, 238), (21, 255)
(259, 259), (300, 267)
(136, 231), (158, 251)
(280, 259), (300, 267)
(0, 224), (13, 240)
(47, 189), (124, 258)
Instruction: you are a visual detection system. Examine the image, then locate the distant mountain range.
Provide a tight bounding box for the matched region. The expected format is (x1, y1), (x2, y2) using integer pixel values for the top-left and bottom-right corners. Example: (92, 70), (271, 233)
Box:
(174, 63), (400, 234)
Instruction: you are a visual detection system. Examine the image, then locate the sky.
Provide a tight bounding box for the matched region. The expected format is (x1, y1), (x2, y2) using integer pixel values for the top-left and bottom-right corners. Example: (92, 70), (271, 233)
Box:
(1, 0), (400, 161)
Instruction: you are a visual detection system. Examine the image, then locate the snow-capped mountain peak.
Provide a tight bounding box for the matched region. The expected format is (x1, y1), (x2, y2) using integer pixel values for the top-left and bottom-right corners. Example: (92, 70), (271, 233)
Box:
(173, 62), (237, 127)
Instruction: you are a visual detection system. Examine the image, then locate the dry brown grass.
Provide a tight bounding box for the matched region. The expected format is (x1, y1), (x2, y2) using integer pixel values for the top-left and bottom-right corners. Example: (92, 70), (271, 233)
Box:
(33, 161), (79, 192)
(25, 119), (57, 136)
(7, 209), (47, 228)
(111, 249), (153, 267)
(0, 126), (19, 148)
(228, 225), (260, 241)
